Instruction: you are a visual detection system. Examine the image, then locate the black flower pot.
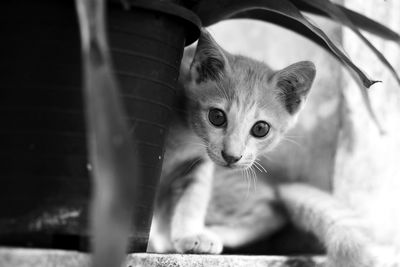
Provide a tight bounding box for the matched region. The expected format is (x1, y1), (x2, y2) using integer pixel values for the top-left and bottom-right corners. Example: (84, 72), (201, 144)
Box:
(0, 0), (200, 252)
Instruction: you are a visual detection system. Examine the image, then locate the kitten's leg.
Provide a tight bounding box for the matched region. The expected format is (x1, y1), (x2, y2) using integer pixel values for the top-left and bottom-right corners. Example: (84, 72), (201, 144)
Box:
(207, 179), (286, 248)
(208, 209), (285, 249)
(278, 183), (376, 267)
(171, 160), (223, 254)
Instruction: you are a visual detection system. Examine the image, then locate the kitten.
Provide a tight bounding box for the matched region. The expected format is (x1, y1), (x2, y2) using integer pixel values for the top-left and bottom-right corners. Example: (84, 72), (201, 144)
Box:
(148, 29), (376, 267)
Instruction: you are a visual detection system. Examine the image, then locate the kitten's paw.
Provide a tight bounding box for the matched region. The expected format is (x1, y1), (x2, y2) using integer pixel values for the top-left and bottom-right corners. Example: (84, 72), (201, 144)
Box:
(173, 230), (223, 254)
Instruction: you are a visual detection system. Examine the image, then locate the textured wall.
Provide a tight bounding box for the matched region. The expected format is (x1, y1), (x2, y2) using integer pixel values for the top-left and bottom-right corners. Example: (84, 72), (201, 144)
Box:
(334, 0), (400, 248)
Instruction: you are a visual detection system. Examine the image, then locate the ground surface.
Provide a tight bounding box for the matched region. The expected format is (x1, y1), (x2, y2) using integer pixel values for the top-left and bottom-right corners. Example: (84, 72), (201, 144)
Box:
(0, 247), (325, 267)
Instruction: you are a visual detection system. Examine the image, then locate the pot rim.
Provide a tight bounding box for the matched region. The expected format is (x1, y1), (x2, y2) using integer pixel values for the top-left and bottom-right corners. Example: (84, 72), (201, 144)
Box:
(109, 0), (201, 45)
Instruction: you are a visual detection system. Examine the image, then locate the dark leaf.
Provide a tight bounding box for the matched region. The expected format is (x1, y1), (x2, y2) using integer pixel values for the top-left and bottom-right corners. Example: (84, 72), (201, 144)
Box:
(297, 0), (400, 85)
(346, 67), (386, 134)
(293, 0), (400, 43)
(192, 0), (378, 88)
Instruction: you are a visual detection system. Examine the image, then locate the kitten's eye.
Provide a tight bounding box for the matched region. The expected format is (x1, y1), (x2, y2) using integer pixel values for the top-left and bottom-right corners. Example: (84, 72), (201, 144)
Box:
(208, 108), (226, 127)
(251, 121), (270, 138)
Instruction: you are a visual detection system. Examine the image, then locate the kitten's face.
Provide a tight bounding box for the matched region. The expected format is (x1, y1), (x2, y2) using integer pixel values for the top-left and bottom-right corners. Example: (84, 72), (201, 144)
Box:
(182, 30), (315, 169)
(186, 67), (293, 169)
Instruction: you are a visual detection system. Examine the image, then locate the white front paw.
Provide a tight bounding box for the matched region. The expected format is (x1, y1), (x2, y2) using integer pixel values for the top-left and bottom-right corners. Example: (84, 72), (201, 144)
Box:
(173, 229), (223, 254)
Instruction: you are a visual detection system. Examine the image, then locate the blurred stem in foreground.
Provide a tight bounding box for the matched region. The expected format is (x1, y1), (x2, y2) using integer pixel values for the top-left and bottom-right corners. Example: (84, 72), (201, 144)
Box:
(75, 0), (139, 267)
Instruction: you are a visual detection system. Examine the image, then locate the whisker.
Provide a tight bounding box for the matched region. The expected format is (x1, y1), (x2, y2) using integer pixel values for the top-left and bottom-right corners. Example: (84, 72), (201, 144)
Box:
(249, 166), (257, 193)
(244, 168), (250, 198)
(254, 160), (268, 173)
(253, 161), (262, 172)
(246, 166), (252, 191)
(257, 160), (267, 173)
(253, 163), (262, 172)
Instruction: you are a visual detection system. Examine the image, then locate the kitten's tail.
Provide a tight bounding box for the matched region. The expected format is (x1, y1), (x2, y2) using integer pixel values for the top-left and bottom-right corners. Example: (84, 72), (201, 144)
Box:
(277, 183), (375, 267)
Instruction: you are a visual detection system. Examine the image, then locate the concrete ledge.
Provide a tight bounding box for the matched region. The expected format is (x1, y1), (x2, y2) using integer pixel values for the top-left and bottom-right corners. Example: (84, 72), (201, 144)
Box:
(0, 247), (326, 267)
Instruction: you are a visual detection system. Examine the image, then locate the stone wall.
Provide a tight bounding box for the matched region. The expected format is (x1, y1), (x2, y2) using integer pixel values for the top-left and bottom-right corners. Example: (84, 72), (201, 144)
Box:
(334, 0), (400, 248)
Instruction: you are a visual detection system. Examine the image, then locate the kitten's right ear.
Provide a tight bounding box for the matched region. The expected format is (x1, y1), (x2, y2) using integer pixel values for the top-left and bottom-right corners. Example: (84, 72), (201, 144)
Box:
(190, 29), (228, 84)
(273, 61), (316, 114)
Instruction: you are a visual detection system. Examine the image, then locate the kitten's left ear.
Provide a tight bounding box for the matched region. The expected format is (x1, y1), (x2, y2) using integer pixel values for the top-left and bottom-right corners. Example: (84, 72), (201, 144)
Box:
(190, 29), (229, 84)
(273, 61), (316, 114)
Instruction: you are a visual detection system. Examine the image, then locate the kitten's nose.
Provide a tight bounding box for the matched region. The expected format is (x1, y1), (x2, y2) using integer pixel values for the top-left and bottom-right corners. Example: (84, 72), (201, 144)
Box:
(221, 150), (242, 165)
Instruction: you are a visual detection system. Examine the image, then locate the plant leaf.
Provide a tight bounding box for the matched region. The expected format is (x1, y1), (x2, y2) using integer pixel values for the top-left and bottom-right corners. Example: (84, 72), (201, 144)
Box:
(346, 67), (386, 134)
(293, 0), (400, 43)
(192, 0), (378, 88)
(297, 0), (400, 86)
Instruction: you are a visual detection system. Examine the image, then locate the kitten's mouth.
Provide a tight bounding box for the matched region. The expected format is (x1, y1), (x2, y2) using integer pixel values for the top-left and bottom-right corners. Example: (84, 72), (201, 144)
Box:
(206, 149), (250, 169)
(227, 163), (252, 170)
(218, 162), (246, 170)
(215, 159), (250, 169)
